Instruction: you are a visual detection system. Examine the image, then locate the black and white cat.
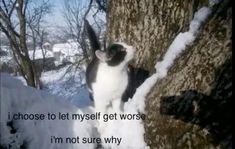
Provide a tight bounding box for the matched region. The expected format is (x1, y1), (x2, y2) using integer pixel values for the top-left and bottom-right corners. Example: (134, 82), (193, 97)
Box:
(86, 45), (135, 113)
(85, 20), (149, 114)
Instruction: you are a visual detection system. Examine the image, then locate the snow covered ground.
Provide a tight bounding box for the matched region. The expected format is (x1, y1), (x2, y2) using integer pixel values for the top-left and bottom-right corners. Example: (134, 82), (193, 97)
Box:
(28, 49), (54, 60)
(53, 40), (83, 64)
(40, 65), (91, 108)
(0, 69), (147, 149)
(0, 73), (95, 149)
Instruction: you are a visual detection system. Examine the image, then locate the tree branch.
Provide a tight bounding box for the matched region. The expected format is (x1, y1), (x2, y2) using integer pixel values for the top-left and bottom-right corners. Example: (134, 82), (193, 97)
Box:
(1, 0), (9, 14)
(8, 0), (17, 18)
(95, 0), (106, 12)
(23, 0), (28, 15)
(16, 0), (28, 56)
(83, 0), (93, 20)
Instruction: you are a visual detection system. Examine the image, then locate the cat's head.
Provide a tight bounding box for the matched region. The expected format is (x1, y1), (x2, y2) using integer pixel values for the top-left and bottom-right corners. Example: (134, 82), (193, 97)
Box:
(95, 42), (135, 66)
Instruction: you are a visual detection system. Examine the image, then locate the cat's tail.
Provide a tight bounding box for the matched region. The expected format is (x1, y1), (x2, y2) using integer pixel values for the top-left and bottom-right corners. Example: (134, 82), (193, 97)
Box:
(84, 19), (101, 58)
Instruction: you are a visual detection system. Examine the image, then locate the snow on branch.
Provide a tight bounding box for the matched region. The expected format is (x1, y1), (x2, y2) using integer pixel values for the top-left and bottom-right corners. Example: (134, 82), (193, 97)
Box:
(130, 7), (212, 114)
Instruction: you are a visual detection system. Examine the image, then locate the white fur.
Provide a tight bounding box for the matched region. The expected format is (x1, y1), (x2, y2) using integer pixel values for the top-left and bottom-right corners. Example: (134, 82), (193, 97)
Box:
(92, 63), (128, 113)
(91, 43), (135, 141)
(92, 43), (135, 114)
(92, 60), (129, 137)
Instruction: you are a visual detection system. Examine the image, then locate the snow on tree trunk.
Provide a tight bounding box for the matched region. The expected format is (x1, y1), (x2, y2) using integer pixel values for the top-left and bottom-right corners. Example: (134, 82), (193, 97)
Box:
(107, 0), (232, 148)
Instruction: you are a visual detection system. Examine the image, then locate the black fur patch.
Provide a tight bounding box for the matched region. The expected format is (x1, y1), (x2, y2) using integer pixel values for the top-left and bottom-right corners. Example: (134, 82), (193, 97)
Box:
(86, 58), (99, 91)
(84, 20), (100, 56)
(121, 65), (149, 102)
(106, 44), (127, 66)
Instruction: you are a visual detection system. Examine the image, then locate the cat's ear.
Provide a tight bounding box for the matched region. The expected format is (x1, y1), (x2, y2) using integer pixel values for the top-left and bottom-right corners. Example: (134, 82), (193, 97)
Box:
(95, 50), (108, 62)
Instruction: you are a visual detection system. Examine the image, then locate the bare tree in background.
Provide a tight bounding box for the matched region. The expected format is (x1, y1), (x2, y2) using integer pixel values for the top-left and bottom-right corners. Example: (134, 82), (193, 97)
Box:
(63, 0), (106, 65)
(0, 0), (51, 88)
(63, 0), (89, 63)
(26, 0), (51, 76)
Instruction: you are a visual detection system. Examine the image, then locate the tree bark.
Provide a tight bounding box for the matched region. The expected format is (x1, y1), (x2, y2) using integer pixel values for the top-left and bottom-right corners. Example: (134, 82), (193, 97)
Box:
(107, 0), (207, 73)
(107, 0), (232, 148)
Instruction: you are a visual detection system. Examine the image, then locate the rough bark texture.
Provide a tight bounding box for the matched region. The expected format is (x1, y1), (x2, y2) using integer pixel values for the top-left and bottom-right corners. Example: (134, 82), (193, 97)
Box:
(107, 0), (208, 73)
(107, 0), (232, 148)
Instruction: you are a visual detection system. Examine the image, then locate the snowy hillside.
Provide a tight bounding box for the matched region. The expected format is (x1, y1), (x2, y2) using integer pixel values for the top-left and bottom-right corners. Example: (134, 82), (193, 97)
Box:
(0, 73), (95, 149)
(28, 49), (54, 60)
(40, 65), (90, 107)
(52, 40), (83, 64)
(0, 72), (147, 149)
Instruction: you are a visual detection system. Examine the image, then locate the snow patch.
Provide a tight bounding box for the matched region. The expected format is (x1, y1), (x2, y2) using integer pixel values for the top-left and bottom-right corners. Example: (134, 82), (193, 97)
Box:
(52, 41), (83, 63)
(40, 65), (90, 107)
(155, 7), (211, 78)
(0, 73), (95, 149)
(28, 49), (54, 60)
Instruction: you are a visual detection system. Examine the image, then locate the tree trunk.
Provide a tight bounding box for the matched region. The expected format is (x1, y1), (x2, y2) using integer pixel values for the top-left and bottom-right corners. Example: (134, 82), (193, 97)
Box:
(21, 56), (36, 87)
(107, 0), (232, 148)
(7, 37), (37, 88)
(107, 0), (208, 73)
